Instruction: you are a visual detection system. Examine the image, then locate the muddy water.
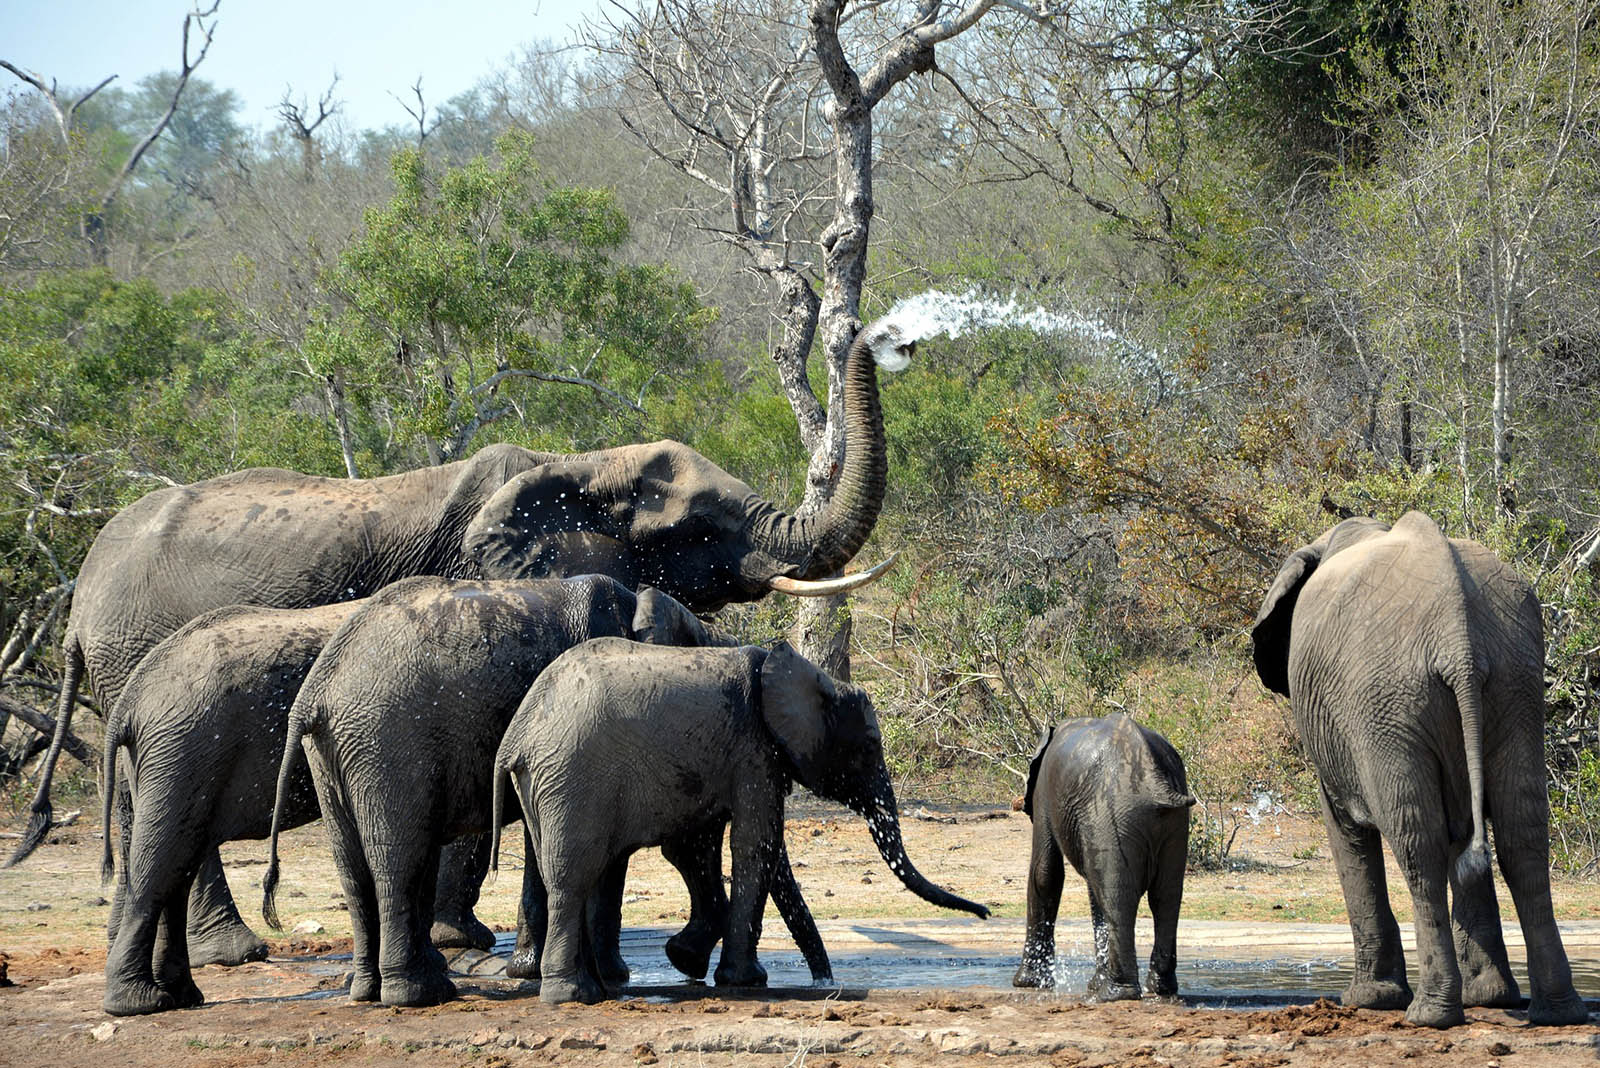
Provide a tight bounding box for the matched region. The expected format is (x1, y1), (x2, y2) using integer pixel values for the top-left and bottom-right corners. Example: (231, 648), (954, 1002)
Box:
(425, 922), (1600, 1006)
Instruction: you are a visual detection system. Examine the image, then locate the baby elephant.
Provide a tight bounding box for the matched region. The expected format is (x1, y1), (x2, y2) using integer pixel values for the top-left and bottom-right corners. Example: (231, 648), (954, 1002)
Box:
(1012, 714), (1193, 1000)
(493, 638), (991, 1005)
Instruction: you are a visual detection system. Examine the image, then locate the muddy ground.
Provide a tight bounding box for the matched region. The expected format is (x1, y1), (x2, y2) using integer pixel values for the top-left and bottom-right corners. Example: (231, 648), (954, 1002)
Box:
(3, 799), (1598, 1066)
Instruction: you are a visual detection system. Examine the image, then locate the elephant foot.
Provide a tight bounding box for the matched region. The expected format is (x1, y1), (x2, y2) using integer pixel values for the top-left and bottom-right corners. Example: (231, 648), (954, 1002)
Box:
(158, 975), (205, 1010)
(505, 946), (541, 981)
(665, 932), (716, 981)
(1403, 993), (1465, 1029)
(713, 956), (768, 989)
(430, 912), (495, 951)
(186, 921), (269, 968)
(1528, 989), (1590, 1026)
(1146, 969), (1179, 999)
(1011, 958), (1054, 990)
(1462, 965), (1520, 1008)
(348, 969), (381, 1003)
(103, 978), (178, 1017)
(540, 973), (606, 1006)
(1343, 977), (1413, 1011)
(380, 969), (457, 1008)
(1086, 972), (1141, 1003)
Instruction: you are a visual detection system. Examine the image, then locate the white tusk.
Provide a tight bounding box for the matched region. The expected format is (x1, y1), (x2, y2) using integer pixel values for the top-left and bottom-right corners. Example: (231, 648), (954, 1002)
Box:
(768, 552), (899, 597)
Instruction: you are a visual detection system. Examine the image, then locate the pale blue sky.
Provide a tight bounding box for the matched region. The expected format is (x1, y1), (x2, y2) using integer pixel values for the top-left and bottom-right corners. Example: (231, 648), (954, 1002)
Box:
(1, 0), (605, 133)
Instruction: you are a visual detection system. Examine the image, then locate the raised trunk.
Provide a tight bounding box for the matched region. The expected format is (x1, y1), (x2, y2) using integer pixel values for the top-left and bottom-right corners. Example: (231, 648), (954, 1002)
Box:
(849, 766), (989, 919)
(747, 326), (891, 580)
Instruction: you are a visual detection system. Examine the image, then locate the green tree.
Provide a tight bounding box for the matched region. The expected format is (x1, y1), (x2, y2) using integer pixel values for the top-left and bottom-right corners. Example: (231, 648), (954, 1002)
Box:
(314, 130), (713, 467)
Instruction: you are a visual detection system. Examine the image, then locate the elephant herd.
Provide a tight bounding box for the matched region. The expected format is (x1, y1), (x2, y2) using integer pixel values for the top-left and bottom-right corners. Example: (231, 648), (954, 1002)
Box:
(5, 318), (1592, 1029)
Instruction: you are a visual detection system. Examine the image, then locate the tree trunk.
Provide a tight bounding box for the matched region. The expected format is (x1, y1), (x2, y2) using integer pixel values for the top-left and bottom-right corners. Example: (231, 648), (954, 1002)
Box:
(791, 1), (880, 675)
(326, 373), (360, 478)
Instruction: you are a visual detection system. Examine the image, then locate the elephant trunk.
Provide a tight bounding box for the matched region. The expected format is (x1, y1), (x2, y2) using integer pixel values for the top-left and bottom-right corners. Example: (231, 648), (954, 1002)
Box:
(754, 321), (911, 587)
(849, 765), (990, 919)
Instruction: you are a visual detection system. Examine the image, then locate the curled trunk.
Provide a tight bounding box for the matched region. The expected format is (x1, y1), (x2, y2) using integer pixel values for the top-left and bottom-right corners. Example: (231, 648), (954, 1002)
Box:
(751, 323), (902, 581)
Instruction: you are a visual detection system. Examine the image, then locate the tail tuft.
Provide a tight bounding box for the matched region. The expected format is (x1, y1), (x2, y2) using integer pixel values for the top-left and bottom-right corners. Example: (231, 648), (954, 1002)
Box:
(6, 805), (53, 868)
(261, 861), (282, 931)
(1455, 839), (1491, 883)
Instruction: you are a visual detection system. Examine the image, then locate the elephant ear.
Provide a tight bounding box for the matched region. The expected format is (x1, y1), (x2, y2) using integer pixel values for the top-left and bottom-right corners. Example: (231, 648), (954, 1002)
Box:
(1250, 545), (1323, 698)
(462, 462), (626, 580)
(632, 587), (715, 647)
(1022, 723), (1056, 819)
(760, 641), (835, 782)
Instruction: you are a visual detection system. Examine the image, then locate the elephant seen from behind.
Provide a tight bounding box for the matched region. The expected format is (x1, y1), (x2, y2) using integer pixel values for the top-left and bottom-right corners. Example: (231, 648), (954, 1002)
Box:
(98, 601), (363, 1016)
(491, 638), (991, 1005)
(1252, 511), (1587, 1027)
(1011, 714), (1192, 1000)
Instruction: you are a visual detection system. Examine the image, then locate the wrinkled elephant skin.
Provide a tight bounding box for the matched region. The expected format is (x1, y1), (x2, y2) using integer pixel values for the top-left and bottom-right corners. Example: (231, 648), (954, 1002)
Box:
(1252, 511), (1588, 1028)
(1012, 715), (1192, 1001)
(492, 638), (990, 1006)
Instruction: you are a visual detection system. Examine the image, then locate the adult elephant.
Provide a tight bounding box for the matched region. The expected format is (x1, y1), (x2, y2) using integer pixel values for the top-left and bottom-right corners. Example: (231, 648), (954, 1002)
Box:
(1251, 511), (1587, 1028)
(13, 318), (914, 971)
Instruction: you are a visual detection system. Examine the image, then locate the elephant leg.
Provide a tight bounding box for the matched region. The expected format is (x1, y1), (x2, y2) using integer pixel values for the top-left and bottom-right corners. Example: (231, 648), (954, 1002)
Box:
(1379, 796), (1463, 1027)
(1012, 818), (1063, 989)
(376, 841), (456, 1008)
(538, 865), (606, 1006)
(1145, 829), (1188, 999)
(430, 833), (495, 951)
(507, 824), (546, 981)
(106, 784), (135, 949)
(769, 841), (832, 983)
(1449, 863), (1519, 1008)
(1086, 870), (1141, 1002)
(1318, 783), (1411, 1010)
(318, 798), (382, 1002)
(713, 804), (776, 989)
(1487, 743), (1588, 1025)
(661, 822), (729, 981)
(585, 854), (631, 985)
(103, 823), (180, 1016)
(154, 876), (204, 1010)
(184, 849), (270, 968)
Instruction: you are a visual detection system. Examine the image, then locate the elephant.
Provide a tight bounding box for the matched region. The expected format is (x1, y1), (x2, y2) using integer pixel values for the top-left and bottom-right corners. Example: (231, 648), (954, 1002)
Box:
(489, 638), (992, 1005)
(1251, 511), (1588, 1028)
(258, 574), (828, 1007)
(1010, 714), (1192, 1001)
(14, 317), (915, 971)
(97, 600), (363, 1016)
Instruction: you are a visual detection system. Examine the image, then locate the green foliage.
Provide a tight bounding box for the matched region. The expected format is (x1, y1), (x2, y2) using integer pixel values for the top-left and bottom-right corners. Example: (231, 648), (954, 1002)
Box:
(318, 130), (714, 462)
(0, 270), (342, 641)
(1213, 0), (1409, 169)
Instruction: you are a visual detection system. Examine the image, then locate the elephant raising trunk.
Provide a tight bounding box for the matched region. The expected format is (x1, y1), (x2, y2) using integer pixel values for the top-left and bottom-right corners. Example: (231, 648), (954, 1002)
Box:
(758, 320), (911, 591)
(458, 319), (914, 610)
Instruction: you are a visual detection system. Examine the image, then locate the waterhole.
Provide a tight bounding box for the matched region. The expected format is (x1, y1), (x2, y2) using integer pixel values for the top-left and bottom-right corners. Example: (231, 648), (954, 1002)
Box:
(417, 923), (1600, 1007)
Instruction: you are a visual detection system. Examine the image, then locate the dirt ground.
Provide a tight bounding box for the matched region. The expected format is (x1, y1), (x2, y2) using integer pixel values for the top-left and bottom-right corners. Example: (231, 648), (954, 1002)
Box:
(3, 797), (1598, 1067)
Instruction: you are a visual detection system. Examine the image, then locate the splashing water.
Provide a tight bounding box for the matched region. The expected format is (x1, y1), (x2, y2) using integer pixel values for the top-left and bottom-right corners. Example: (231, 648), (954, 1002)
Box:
(870, 288), (1160, 378)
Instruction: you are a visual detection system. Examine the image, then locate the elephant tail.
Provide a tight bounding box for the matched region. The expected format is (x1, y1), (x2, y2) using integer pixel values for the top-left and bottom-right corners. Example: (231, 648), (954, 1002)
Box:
(488, 752), (526, 881)
(263, 701), (317, 931)
(99, 695), (130, 886)
(1447, 664), (1491, 882)
(7, 633), (84, 868)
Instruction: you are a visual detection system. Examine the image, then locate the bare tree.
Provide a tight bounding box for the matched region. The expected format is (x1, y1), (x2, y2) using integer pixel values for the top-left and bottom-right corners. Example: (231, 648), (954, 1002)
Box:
(590, 0), (1052, 674)
(277, 75), (342, 180)
(393, 77), (441, 149)
(1, 2), (221, 263)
